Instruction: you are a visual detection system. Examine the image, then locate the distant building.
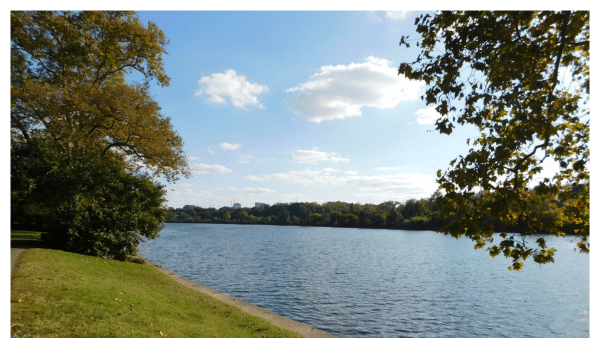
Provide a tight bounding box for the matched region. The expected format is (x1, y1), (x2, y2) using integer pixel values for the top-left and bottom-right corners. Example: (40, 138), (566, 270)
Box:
(255, 202), (268, 208)
(233, 203), (241, 209)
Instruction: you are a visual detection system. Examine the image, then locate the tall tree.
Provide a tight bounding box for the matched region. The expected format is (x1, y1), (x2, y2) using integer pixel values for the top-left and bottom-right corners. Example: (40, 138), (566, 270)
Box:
(398, 11), (589, 270)
(11, 11), (189, 258)
(11, 11), (188, 182)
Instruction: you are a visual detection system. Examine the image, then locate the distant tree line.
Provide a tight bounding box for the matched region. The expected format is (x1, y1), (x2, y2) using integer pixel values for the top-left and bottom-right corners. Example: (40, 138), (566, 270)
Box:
(165, 186), (585, 234)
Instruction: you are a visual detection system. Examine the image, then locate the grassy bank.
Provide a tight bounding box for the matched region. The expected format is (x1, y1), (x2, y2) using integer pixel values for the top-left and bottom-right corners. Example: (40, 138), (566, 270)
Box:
(11, 249), (306, 338)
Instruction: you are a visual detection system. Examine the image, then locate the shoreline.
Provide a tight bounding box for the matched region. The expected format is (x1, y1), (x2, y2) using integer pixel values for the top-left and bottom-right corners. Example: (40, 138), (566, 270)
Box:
(143, 258), (338, 338)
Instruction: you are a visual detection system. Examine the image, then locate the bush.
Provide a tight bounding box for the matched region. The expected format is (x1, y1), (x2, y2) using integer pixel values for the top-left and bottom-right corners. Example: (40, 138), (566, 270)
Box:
(12, 139), (166, 260)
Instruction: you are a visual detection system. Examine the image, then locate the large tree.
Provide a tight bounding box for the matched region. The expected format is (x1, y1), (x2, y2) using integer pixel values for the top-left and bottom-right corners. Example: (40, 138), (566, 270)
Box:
(11, 11), (188, 181)
(11, 11), (189, 258)
(398, 11), (589, 270)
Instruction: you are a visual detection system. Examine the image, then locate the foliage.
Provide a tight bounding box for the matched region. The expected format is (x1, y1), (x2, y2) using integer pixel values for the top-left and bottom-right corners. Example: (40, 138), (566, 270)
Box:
(12, 139), (166, 260)
(386, 210), (403, 229)
(11, 11), (189, 259)
(398, 11), (589, 270)
(164, 191), (582, 244)
(11, 11), (189, 182)
(401, 199), (430, 220)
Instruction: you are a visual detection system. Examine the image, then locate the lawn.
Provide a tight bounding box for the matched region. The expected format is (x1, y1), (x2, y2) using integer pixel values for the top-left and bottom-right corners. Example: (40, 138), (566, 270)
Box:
(11, 249), (306, 338)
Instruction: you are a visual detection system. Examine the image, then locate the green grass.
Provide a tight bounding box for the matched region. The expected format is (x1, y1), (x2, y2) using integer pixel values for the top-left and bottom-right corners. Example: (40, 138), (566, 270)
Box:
(11, 249), (307, 338)
(11, 230), (43, 240)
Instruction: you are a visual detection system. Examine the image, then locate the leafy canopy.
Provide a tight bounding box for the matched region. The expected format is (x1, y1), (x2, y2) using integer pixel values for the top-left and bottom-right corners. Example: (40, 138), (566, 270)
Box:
(12, 140), (166, 259)
(398, 11), (589, 270)
(11, 11), (189, 259)
(11, 11), (189, 182)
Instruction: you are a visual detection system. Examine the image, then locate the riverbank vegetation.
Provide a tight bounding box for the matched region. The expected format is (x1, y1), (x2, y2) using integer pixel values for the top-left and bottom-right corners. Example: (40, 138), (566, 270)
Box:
(165, 184), (586, 235)
(11, 248), (306, 338)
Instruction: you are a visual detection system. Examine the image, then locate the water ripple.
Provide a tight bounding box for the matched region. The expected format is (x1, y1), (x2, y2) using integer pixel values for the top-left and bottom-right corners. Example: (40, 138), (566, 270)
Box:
(140, 223), (589, 338)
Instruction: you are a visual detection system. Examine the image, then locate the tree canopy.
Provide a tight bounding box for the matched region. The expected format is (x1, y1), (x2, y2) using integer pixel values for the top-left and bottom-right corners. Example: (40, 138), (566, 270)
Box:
(11, 11), (188, 182)
(398, 11), (589, 270)
(11, 11), (189, 259)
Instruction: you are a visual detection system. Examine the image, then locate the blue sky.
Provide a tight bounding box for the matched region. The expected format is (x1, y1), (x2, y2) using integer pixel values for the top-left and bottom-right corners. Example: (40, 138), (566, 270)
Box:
(2, 8), (578, 211)
(131, 10), (559, 208)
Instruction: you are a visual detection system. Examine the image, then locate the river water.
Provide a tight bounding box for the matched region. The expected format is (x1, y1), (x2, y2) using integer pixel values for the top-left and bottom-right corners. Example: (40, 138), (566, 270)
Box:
(139, 223), (589, 337)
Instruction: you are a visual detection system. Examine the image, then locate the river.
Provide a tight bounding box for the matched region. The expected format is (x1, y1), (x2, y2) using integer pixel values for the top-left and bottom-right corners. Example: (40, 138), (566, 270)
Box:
(139, 223), (589, 337)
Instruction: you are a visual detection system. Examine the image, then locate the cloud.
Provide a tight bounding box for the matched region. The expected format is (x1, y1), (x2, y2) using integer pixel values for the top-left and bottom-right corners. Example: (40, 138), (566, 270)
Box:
(385, 11), (409, 21)
(375, 166), (402, 171)
(415, 106), (441, 125)
(220, 142), (242, 151)
(367, 11), (382, 23)
(239, 154), (253, 163)
(191, 163), (233, 175)
(286, 56), (423, 122)
(163, 187), (225, 208)
(292, 149), (350, 164)
(216, 186), (276, 194)
(246, 169), (437, 198)
(187, 156), (200, 161)
(208, 148), (214, 154)
(195, 69), (269, 109)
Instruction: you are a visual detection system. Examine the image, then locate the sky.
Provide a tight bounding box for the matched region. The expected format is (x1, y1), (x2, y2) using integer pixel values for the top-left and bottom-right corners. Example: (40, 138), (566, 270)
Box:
(128, 10), (568, 209)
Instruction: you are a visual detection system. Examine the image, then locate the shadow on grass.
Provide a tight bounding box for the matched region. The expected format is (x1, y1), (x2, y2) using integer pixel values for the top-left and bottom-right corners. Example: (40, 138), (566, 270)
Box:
(11, 238), (48, 249)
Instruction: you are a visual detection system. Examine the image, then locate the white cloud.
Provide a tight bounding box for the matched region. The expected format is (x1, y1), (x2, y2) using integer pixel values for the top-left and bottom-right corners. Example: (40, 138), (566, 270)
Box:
(239, 154), (253, 163)
(367, 11), (382, 23)
(163, 188), (225, 209)
(208, 148), (214, 154)
(415, 106), (441, 125)
(292, 149), (350, 164)
(286, 56), (423, 122)
(246, 169), (437, 198)
(385, 11), (409, 21)
(375, 166), (402, 171)
(195, 69), (269, 109)
(220, 142), (242, 151)
(217, 186), (276, 194)
(187, 156), (200, 161)
(191, 163), (233, 175)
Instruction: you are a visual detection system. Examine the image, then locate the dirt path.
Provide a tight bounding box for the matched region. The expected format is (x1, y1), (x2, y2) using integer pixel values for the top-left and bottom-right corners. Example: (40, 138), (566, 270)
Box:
(11, 239), (45, 275)
(11, 248), (26, 274)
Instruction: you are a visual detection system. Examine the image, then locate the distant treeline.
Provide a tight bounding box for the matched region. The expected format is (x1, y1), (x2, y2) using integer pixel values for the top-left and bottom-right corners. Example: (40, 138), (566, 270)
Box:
(165, 188), (584, 234)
